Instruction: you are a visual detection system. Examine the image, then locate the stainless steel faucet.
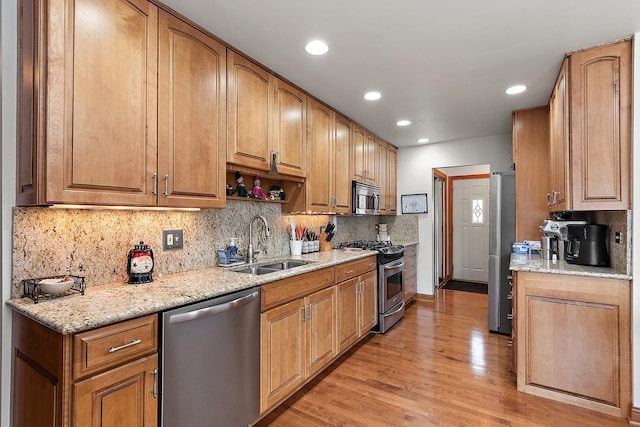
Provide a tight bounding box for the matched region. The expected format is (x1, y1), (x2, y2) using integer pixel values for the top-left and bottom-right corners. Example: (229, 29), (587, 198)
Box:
(247, 215), (270, 264)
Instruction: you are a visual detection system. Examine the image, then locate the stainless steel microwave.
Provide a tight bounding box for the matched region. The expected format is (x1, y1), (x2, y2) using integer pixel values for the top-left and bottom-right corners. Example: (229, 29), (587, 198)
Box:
(352, 181), (381, 215)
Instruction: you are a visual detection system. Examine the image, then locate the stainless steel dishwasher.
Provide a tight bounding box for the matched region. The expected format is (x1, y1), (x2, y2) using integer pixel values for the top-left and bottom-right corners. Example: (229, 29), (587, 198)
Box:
(160, 287), (260, 427)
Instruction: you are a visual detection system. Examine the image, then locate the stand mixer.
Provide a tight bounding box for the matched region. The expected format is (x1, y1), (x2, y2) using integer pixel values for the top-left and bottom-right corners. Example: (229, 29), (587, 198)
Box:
(540, 219), (587, 260)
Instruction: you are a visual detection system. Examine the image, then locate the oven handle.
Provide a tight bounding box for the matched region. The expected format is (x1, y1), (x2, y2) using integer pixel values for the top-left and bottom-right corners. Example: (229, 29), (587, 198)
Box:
(383, 261), (404, 270)
(383, 300), (405, 318)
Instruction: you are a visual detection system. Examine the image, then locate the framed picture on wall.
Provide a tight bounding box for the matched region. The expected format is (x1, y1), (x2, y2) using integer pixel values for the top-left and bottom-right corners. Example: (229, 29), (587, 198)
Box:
(401, 193), (428, 214)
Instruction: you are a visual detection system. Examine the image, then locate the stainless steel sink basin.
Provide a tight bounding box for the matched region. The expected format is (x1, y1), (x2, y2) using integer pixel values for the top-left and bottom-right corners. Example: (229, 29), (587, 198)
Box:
(231, 259), (314, 275)
(260, 260), (309, 270)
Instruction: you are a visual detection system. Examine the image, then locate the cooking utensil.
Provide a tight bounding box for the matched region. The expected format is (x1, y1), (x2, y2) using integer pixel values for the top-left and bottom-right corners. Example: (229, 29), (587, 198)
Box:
(290, 219), (296, 240)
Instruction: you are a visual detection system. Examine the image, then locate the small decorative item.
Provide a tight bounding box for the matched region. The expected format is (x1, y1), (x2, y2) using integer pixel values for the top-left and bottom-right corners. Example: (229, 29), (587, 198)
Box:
(235, 171), (248, 197)
(226, 183), (235, 196)
(127, 241), (154, 284)
(251, 175), (270, 199)
(401, 193), (428, 214)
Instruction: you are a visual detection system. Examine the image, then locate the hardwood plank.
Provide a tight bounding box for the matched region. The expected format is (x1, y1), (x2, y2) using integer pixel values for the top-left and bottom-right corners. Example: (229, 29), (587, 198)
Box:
(255, 289), (629, 426)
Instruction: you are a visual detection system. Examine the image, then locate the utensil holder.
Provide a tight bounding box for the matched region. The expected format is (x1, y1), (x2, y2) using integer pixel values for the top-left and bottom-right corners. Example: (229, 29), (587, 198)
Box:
(290, 240), (303, 256)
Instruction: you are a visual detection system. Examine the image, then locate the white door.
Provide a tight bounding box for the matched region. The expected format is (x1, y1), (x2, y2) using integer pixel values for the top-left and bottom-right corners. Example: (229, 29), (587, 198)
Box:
(452, 178), (490, 282)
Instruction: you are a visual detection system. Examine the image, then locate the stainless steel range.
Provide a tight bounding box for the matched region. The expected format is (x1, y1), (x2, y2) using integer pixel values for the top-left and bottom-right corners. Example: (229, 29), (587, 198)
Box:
(339, 240), (405, 333)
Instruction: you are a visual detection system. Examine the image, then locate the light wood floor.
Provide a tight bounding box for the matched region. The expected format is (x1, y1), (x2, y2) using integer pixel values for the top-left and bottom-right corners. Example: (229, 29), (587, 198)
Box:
(256, 289), (630, 426)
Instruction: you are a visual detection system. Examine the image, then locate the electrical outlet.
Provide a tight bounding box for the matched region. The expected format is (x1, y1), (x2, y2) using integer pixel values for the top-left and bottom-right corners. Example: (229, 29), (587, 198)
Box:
(163, 229), (184, 250)
(615, 231), (622, 244)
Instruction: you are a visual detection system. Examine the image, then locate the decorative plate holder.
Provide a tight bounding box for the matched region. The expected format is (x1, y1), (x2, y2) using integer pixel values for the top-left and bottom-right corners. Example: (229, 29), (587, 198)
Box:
(22, 275), (86, 303)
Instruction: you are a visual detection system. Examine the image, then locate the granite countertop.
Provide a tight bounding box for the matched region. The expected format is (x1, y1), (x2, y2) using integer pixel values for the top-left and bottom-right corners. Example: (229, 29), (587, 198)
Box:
(396, 240), (419, 246)
(6, 249), (378, 335)
(509, 253), (632, 280)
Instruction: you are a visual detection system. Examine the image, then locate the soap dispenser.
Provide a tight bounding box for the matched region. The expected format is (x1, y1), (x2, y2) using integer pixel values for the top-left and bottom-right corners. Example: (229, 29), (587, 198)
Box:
(229, 238), (238, 261)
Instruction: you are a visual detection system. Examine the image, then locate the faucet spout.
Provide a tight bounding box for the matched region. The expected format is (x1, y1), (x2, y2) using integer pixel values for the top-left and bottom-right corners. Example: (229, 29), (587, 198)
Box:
(247, 215), (270, 263)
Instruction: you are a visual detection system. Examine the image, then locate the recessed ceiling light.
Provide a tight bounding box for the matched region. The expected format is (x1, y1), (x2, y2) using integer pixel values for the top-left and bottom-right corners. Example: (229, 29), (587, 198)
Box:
(364, 91), (381, 101)
(396, 120), (411, 127)
(506, 85), (527, 95)
(417, 138), (430, 143)
(305, 40), (329, 55)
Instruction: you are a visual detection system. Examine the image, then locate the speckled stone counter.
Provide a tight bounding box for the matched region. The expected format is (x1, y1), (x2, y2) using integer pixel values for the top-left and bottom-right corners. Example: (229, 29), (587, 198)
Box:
(6, 249), (377, 335)
(509, 253), (631, 280)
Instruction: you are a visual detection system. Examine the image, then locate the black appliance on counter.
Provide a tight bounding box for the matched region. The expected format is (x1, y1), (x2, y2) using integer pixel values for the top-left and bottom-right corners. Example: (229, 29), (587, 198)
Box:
(338, 240), (405, 333)
(566, 224), (610, 267)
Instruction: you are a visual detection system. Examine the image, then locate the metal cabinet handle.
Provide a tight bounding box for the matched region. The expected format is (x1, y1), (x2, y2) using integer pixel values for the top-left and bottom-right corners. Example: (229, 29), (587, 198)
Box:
(344, 270), (355, 275)
(384, 262), (404, 270)
(308, 304), (312, 320)
(552, 191), (558, 205)
(151, 368), (158, 398)
(302, 305), (307, 322)
(507, 313), (513, 320)
(546, 192), (552, 207)
(109, 339), (142, 353)
(163, 174), (169, 196)
(152, 173), (158, 195)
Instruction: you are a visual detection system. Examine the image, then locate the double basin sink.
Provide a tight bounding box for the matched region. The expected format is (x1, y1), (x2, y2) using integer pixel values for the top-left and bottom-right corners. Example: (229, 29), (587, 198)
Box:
(232, 259), (314, 276)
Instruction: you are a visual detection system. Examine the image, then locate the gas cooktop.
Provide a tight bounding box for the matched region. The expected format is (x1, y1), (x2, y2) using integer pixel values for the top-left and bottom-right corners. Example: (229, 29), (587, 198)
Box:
(338, 240), (404, 255)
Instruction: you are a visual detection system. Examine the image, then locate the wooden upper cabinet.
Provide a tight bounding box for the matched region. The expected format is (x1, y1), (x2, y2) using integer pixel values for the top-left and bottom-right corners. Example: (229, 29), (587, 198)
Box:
(306, 99), (333, 211)
(17, 0), (159, 206)
(547, 39), (631, 212)
(350, 124), (377, 184)
(333, 114), (352, 214)
(548, 61), (570, 211)
(273, 79), (307, 177)
(158, 11), (226, 208)
(17, 0), (227, 208)
(365, 132), (378, 184)
(226, 50), (273, 171)
(513, 107), (550, 240)
(569, 40), (631, 210)
(378, 141), (389, 214)
(387, 146), (397, 213)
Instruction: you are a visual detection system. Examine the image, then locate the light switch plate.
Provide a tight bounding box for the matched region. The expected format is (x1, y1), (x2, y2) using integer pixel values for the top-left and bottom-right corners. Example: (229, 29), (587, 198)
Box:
(163, 229), (184, 250)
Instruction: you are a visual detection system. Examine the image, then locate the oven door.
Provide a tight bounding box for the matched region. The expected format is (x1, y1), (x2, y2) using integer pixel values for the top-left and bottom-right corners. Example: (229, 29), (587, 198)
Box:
(379, 258), (404, 313)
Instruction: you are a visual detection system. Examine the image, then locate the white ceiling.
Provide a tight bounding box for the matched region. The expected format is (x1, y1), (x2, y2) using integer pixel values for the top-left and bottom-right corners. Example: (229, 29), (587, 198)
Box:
(161, 0), (640, 148)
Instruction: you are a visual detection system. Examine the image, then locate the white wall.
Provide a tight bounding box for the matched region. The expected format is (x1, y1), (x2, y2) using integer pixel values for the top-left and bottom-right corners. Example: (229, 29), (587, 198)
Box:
(1, 0), (17, 425)
(397, 134), (513, 295)
(632, 31), (640, 410)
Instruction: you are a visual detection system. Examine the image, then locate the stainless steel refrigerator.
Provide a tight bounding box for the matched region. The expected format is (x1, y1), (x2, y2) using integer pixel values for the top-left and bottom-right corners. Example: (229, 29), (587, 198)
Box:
(488, 172), (515, 334)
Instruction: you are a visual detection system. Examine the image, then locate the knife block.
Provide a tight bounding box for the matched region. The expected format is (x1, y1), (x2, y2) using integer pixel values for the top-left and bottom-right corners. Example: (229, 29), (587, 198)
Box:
(319, 234), (332, 251)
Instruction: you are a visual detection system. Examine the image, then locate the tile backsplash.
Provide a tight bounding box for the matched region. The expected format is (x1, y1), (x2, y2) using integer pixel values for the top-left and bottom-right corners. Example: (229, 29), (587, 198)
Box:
(11, 203), (419, 297)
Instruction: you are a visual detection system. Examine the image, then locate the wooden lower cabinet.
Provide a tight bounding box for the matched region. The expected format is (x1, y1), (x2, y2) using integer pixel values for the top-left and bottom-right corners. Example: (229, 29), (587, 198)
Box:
(403, 244), (417, 303)
(73, 355), (158, 427)
(337, 270), (378, 353)
(260, 287), (336, 412)
(260, 256), (377, 415)
(516, 272), (630, 418)
(11, 312), (159, 427)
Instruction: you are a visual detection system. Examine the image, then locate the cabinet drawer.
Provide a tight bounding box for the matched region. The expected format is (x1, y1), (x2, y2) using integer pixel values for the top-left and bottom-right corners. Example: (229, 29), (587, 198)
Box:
(73, 315), (158, 380)
(335, 256), (377, 282)
(405, 255), (417, 276)
(403, 245), (417, 258)
(405, 274), (417, 293)
(261, 267), (335, 311)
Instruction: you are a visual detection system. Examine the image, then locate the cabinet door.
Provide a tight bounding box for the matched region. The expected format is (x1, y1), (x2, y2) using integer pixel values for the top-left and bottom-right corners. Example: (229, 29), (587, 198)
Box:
(365, 132), (378, 183)
(359, 271), (378, 335)
(73, 354), (158, 427)
(306, 99), (333, 212)
(273, 79), (306, 177)
(337, 277), (360, 353)
(333, 114), (352, 214)
(158, 12), (226, 208)
(388, 147), (397, 213)
(227, 51), (273, 171)
(351, 123), (367, 182)
(569, 40), (631, 210)
(548, 59), (570, 211)
(260, 298), (305, 412)
(378, 141), (389, 214)
(44, 0), (158, 206)
(305, 287), (337, 377)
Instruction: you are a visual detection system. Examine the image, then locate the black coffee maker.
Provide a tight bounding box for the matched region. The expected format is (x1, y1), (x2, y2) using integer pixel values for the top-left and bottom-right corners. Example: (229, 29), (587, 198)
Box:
(566, 224), (609, 267)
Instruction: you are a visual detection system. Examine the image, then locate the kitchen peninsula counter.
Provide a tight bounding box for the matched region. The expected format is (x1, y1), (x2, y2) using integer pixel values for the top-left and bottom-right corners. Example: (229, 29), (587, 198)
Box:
(509, 253), (631, 280)
(6, 249), (377, 334)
